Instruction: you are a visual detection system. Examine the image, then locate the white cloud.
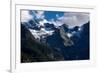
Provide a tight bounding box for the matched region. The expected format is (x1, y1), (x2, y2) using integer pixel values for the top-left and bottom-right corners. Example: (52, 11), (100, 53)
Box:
(35, 11), (45, 19)
(49, 19), (63, 28)
(21, 10), (89, 29)
(55, 20), (64, 27)
(57, 12), (89, 28)
(21, 10), (33, 22)
(39, 19), (48, 26)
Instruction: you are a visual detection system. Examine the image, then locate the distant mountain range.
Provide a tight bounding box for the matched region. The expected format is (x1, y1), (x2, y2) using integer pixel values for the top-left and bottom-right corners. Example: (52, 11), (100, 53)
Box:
(21, 19), (90, 62)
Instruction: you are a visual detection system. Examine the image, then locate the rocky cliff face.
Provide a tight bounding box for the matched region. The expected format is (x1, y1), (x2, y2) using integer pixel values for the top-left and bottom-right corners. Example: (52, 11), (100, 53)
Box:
(21, 24), (64, 63)
(21, 21), (90, 62)
(60, 26), (74, 47)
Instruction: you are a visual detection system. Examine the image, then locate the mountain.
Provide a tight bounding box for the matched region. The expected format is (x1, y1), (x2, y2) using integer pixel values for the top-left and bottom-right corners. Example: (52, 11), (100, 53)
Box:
(44, 22), (90, 60)
(21, 18), (90, 62)
(64, 22), (90, 60)
(21, 24), (64, 63)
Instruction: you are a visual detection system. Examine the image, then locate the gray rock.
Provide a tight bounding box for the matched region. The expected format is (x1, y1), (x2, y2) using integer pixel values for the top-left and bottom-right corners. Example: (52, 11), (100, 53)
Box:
(60, 26), (74, 47)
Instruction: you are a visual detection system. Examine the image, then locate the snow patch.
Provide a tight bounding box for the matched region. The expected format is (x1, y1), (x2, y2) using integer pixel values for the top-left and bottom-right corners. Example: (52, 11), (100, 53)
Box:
(29, 28), (54, 40)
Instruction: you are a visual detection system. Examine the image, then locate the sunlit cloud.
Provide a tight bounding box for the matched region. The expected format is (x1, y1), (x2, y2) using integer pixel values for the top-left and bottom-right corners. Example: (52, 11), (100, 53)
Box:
(57, 12), (89, 28)
(21, 10), (33, 22)
(21, 10), (89, 29)
(35, 11), (45, 19)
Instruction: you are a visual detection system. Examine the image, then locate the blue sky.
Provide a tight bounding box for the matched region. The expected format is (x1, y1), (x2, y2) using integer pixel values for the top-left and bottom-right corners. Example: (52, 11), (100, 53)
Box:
(29, 10), (64, 21)
(44, 11), (64, 21)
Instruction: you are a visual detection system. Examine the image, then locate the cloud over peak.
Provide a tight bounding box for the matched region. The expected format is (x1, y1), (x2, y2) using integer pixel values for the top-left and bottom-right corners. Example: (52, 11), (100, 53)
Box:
(21, 10), (89, 28)
(57, 12), (89, 28)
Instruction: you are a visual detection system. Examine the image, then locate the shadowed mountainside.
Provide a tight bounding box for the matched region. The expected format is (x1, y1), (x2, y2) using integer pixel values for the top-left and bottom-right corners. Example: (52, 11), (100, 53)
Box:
(21, 24), (64, 63)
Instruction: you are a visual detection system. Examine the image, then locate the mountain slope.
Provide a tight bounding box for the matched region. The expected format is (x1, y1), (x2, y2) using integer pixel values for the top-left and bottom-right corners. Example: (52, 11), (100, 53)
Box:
(21, 24), (64, 63)
(45, 22), (90, 60)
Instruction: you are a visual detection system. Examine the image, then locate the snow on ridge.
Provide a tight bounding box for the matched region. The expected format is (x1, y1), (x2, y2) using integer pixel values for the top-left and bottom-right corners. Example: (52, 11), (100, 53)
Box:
(67, 33), (73, 38)
(29, 28), (54, 40)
